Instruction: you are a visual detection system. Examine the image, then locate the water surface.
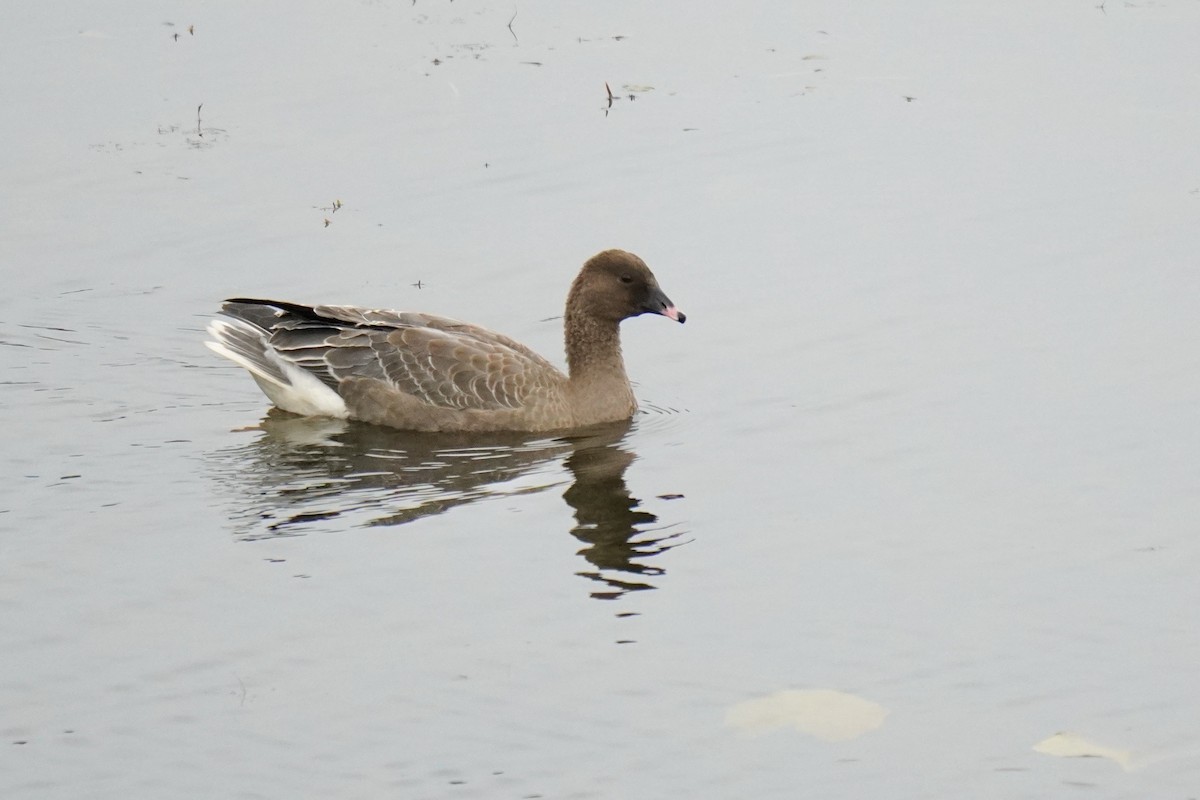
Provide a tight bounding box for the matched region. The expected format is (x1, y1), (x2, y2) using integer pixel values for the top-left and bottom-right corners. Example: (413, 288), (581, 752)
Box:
(3, 1), (1199, 798)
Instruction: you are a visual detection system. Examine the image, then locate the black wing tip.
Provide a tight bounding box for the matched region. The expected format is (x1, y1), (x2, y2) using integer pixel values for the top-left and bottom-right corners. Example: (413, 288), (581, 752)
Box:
(221, 298), (329, 322)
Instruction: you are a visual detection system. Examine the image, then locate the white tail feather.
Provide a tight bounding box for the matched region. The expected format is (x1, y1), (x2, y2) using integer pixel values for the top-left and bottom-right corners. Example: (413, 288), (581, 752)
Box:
(206, 319), (349, 419)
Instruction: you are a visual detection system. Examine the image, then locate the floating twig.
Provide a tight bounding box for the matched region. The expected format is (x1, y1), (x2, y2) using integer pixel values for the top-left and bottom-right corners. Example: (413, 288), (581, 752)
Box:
(507, 10), (518, 44)
(196, 103), (203, 137)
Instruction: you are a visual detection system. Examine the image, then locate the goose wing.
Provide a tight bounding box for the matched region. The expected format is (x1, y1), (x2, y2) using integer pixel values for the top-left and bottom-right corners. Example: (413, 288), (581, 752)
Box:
(220, 300), (565, 412)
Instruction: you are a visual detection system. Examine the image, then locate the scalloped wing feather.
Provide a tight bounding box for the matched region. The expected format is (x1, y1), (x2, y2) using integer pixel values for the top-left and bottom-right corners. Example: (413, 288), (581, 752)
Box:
(249, 305), (567, 414)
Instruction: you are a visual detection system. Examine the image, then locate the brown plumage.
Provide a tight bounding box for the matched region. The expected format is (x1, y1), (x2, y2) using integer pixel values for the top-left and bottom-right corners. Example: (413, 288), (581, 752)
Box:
(205, 249), (685, 432)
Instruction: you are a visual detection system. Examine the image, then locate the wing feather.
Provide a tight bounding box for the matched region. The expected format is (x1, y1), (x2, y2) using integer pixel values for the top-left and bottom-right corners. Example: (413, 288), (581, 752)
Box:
(215, 300), (565, 414)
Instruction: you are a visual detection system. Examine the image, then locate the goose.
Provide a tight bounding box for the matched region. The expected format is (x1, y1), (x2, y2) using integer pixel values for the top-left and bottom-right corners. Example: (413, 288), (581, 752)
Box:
(205, 249), (685, 432)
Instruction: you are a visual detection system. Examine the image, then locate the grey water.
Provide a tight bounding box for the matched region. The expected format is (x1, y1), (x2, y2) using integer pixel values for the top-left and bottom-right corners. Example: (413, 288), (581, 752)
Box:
(3, 1), (1199, 798)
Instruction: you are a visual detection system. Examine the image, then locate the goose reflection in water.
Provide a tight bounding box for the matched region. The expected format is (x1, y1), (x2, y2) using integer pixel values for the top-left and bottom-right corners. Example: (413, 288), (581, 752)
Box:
(210, 411), (687, 597)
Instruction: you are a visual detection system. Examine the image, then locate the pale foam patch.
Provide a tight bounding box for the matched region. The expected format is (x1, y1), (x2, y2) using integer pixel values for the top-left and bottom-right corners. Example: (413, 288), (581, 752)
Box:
(726, 689), (888, 742)
(1033, 731), (1200, 772)
(1033, 732), (1134, 770)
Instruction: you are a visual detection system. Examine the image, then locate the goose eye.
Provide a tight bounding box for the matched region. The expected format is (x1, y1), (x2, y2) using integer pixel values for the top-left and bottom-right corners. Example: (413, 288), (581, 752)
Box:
(619, 274), (634, 284)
